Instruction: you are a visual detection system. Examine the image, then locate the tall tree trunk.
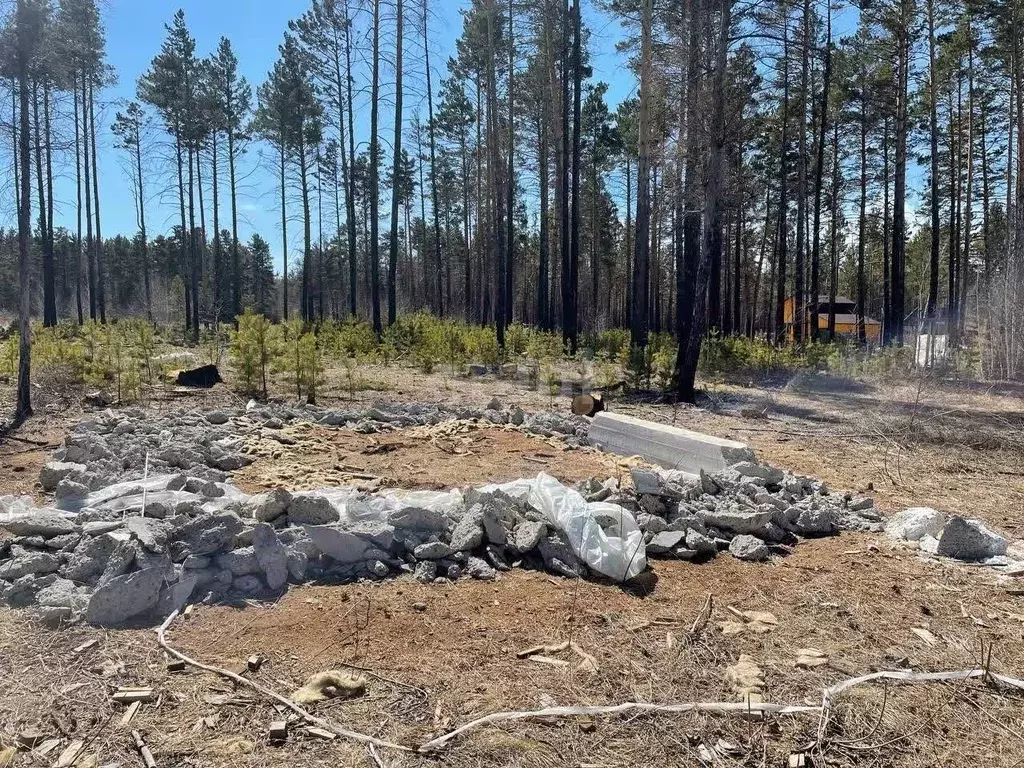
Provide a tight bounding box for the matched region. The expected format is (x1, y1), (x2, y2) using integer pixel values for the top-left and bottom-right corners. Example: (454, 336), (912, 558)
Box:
(775, 17), (790, 344)
(538, 108), (550, 330)
(175, 130), (189, 332)
(677, 0), (703, 357)
(506, 0), (516, 326)
(83, 73), (96, 321)
(631, 0), (653, 350)
(369, 0), (382, 334)
(344, 0), (358, 318)
(567, 0), (582, 351)
(560, 0), (573, 345)
(960, 31), (974, 340)
(135, 118), (151, 323)
(89, 77), (105, 324)
(300, 135), (313, 323)
(486, 0), (506, 348)
(889, 11), (910, 346)
(187, 145), (199, 339)
(926, 0), (940, 319)
(857, 67), (868, 346)
(794, 0), (810, 343)
(828, 120), (839, 341)
(73, 75), (83, 324)
(882, 117), (890, 340)
(280, 140), (288, 322)
(212, 132), (221, 322)
(423, 0), (443, 317)
(44, 80), (56, 325)
(387, 0), (404, 327)
(732, 155), (743, 335)
(624, 155), (631, 326)
(15, 0), (33, 423)
(229, 117), (241, 320)
(33, 79), (55, 327)
(677, 0), (728, 402)
(810, 12), (830, 343)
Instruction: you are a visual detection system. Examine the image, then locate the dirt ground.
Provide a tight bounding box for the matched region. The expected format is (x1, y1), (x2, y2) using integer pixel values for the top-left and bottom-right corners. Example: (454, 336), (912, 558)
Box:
(235, 421), (634, 493)
(2, 361), (1024, 766)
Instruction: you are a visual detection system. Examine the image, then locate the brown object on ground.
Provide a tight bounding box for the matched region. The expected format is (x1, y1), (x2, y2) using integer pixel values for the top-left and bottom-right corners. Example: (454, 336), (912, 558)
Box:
(236, 423), (632, 493)
(571, 393), (604, 417)
(290, 671), (366, 704)
(174, 364), (223, 388)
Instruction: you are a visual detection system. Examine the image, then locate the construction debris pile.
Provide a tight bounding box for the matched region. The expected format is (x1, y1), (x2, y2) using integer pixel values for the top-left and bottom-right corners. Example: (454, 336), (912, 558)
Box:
(0, 403), (888, 627)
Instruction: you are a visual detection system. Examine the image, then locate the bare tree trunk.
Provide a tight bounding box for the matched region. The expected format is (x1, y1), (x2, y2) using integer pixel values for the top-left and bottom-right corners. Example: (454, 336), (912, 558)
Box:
(828, 119), (840, 341)
(89, 77), (105, 324)
(810, 12), (830, 343)
(677, 0), (728, 402)
(280, 139), (288, 322)
(888, 9), (910, 345)
(135, 117), (152, 323)
(631, 0), (653, 350)
(506, 0), (516, 326)
(857, 64), (868, 345)
(423, 0), (443, 317)
(794, 0), (810, 343)
(15, 0), (33, 424)
(388, 0), (404, 326)
(538, 106), (550, 330)
(775, 17), (790, 344)
(343, 0), (358, 318)
(567, 0), (582, 351)
(33, 79), (55, 327)
(926, 0), (940, 319)
(369, 0), (382, 334)
(73, 75), (83, 324)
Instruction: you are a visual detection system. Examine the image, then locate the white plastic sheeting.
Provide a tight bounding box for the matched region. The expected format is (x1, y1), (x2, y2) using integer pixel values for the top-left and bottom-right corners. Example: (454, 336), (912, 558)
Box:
(480, 473), (647, 582)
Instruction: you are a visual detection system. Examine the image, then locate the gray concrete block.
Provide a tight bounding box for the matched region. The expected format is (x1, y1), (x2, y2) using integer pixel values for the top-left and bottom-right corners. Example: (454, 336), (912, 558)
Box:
(588, 412), (756, 473)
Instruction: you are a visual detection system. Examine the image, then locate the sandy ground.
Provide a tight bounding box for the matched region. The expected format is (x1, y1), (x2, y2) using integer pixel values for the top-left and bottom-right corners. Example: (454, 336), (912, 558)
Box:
(1, 360), (1024, 766)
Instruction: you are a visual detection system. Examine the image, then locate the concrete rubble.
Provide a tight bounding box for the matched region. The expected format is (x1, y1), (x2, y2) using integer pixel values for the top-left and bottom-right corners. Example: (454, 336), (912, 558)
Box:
(0, 403), (886, 627)
(887, 507), (1010, 564)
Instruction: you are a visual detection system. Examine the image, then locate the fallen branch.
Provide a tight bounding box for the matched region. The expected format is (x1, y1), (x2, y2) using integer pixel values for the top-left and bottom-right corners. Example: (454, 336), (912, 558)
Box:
(418, 667), (1024, 754)
(156, 610), (412, 753)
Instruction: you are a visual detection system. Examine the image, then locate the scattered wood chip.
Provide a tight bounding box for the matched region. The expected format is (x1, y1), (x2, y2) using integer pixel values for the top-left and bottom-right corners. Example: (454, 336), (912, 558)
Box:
(570, 642), (599, 674)
(16, 729), (47, 747)
(55, 739), (85, 768)
(0, 747), (15, 768)
(73, 639), (99, 655)
(119, 700), (142, 728)
(788, 753), (810, 767)
(246, 654), (264, 672)
(112, 687), (155, 704)
(911, 627), (939, 646)
(665, 631), (677, 650)
(795, 648), (829, 669)
(303, 726), (337, 740)
(35, 738), (61, 757)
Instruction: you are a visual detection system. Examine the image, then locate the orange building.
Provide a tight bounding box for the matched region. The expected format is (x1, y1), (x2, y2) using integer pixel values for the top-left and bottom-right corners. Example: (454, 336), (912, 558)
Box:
(783, 295), (882, 343)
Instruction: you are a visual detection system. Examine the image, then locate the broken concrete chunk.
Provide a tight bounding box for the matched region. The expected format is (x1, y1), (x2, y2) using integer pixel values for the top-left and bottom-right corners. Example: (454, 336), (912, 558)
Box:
(698, 506), (774, 535)
(449, 507), (485, 551)
(303, 526), (371, 564)
(250, 489), (292, 522)
(287, 494), (340, 526)
(1, 510), (78, 538)
(630, 468), (664, 496)
(252, 523), (289, 590)
(730, 461), (784, 485)
(414, 560), (437, 583)
(729, 535), (770, 562)
(0, 550), (61, 580)
(511, 520), (547, 553)
(466, 556), (497, 580)
(126, 517), (171, 553)
(86, 567), (165, 626)
(885, 507), (948, 542)
(172, 512), (245, 556)
(935, 516), (1008, 562)
(390, 506), (447, 533)
(413, 541), (453, 559)
(646, 530), (687, 555)
(40, 461), (87, 491)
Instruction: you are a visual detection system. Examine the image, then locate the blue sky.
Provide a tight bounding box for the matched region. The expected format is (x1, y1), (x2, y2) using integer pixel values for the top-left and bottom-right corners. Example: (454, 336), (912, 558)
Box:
(36, 0), (631, 274)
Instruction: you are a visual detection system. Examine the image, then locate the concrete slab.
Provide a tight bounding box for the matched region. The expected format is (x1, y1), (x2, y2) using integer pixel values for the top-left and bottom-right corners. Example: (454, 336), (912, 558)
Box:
(588, 412), (756, 474)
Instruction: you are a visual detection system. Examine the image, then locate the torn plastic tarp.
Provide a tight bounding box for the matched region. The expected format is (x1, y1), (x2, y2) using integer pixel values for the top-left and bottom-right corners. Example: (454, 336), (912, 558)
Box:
(482, 473), (647, 583)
